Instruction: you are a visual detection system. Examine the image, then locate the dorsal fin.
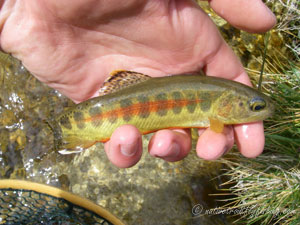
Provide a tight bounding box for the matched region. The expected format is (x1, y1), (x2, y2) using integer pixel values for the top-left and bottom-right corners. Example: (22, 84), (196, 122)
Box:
(98, 70), (152, 96)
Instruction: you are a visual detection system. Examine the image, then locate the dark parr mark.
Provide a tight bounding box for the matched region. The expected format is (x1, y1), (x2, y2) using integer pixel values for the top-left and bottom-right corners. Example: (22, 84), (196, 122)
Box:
(186, 93), (197, 113)
(120, 99), (133, 108)
(155, 93), (168, 116)
(59, 116), (72, 130)
(172, 91), (183, 114)
(74, 111), (84, 121)
(89, 106), (101, 116)
(89, 106), (102, 127)
(120, 99), (133, 122)
(73, 111), (85, 129)
(108, 111), (118, 123)
(199, 93), (211, 112)
(137, 95), (150, 118)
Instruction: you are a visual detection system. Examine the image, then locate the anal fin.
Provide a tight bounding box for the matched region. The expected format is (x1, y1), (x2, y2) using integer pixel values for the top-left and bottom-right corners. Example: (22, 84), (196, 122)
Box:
(209, 118), (224, 133)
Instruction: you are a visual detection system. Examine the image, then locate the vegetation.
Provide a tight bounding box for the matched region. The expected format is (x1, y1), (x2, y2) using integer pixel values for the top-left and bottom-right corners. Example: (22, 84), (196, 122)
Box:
(215, 0), (300, 224)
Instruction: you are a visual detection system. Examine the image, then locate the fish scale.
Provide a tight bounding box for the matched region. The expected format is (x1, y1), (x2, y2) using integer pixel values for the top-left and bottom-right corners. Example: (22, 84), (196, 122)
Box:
(47, 71), (274, 153)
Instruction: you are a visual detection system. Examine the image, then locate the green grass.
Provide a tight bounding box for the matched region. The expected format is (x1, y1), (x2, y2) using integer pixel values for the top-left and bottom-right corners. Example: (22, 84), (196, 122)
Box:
(213, 0), (300, 224)
(219, 47), (300, 225)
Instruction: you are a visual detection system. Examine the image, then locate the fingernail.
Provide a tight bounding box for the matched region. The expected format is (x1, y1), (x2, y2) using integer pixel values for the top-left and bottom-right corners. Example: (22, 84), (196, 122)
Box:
(120, 143), (138, 157)
(150, 142), (181, 158)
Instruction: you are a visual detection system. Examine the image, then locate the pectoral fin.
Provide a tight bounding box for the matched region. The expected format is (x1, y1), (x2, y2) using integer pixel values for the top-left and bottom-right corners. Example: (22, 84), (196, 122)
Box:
(209, 118), (224, 133)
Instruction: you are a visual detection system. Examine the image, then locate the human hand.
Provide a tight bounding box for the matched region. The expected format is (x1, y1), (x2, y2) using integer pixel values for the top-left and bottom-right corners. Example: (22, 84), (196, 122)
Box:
(0, 0), (276, 167)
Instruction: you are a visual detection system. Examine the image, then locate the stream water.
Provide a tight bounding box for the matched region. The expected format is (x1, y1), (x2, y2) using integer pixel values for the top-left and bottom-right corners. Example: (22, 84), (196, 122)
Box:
(0, 51), (229, 225)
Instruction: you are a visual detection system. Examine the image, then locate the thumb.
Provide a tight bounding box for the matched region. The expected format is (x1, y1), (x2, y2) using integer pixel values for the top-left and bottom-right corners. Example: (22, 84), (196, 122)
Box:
(208, 0), (276, 33)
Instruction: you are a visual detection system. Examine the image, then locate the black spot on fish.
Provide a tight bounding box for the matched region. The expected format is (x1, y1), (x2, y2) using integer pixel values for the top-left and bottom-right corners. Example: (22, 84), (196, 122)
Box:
(59, 116), (72, 130)
(172, 91), (183, 114)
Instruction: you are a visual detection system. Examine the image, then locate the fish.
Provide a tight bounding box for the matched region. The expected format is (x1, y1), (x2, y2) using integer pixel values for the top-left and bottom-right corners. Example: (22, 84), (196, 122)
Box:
(46, 70), (274, 153)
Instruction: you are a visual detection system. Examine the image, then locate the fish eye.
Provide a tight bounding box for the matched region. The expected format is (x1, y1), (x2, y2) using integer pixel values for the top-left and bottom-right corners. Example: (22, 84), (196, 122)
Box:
(249, 97), (266, 112)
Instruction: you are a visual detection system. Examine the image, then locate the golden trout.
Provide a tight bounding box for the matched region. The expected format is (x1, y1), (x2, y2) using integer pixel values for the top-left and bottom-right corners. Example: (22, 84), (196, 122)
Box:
(47, 70), (274, 153)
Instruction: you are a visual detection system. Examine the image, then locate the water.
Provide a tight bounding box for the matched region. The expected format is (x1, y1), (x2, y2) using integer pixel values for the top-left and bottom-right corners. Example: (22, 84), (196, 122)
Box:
(0, 51), (228, 225)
